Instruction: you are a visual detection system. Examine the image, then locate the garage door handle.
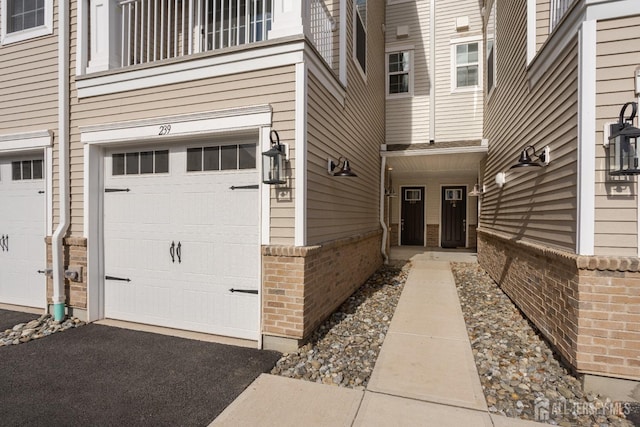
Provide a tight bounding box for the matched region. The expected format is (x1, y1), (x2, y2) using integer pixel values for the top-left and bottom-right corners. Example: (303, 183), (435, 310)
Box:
(229, 288), (259, 294)
(170, 241), (175, 263)
(176, 242), (182, 263)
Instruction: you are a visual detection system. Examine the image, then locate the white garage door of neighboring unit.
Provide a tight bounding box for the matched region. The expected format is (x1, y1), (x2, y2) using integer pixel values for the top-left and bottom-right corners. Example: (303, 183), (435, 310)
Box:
(0, 156), (46, 308)
(104, 141), (260, 340)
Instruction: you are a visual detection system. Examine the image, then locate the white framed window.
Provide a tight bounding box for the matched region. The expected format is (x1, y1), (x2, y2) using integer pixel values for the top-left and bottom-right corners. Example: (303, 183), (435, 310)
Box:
(386, 50), (412, 97)
(486, 2), (497, 97)
(405, 189), (421, 202)
(451, 41), (480, 91)
(353, 0), (367, 76)
(1, 0), (53, 45)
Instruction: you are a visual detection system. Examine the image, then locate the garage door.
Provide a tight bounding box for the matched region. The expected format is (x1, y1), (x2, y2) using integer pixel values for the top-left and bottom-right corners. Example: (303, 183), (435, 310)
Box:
(104, 141), (260, 340)
(0, 156), (46, 308)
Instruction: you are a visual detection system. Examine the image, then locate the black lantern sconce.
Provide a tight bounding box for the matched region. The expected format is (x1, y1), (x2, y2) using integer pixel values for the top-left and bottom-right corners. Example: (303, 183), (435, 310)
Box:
(327, 157), (357, 177)
(262, 130), (287, 185)
(607, 102), (640, 176)
(510, 145), (550, 170)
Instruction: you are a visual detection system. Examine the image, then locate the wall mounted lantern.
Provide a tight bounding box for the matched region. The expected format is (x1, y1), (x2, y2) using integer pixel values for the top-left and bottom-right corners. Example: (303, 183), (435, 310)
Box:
(510, 145), (550, 170)
(607, 102), (640, 176)
(469, 183), (485, 197)
(327, 157), (357, 177)
(262, 130), (287, 185)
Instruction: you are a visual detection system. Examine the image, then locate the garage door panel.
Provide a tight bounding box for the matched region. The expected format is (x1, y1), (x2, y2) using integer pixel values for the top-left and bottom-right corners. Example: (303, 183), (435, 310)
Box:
(0, 158), (46, 308)
(104, 144), (260, 340)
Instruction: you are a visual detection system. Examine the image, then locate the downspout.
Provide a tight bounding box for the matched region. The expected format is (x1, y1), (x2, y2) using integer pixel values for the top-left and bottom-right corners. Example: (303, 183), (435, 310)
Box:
(429, 0), (436, 143)
(380, 156), (389, 264)
(52, 0), (70, 321)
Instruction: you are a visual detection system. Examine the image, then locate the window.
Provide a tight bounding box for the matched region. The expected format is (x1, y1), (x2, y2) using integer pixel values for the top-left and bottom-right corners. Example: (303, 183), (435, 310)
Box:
(1, 0), (53, 45)
(186, 143), (256, 172)
(405, 189), (421, 202)
(354, 0), (367, 74)
(12, 159), (43, 181)
(387, 51), (412, 96)
(112, 150), (169, 176)
(486, 2), (496, 96)
(454, 43), (479, 89)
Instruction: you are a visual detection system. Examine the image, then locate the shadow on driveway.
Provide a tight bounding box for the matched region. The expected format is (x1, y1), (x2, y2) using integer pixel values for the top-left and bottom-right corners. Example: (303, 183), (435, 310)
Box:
(0, 323), (281, 426)
(0, 308), (40, 331)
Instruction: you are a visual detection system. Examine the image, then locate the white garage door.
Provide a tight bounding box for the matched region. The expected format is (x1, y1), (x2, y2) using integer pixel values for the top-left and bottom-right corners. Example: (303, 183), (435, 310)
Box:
(0, 156), (46, 308)
(104, 141), (261, 340)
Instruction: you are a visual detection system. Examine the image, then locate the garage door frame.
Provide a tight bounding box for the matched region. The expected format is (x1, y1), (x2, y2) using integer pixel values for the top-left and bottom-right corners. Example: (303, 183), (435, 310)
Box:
(0, 130), (54, 309)
(81, 105), (273, 345)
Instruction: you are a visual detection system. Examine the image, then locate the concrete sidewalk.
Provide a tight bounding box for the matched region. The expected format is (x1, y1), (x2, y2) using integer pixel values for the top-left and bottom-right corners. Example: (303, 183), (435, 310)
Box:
(212, 251), (541, 427)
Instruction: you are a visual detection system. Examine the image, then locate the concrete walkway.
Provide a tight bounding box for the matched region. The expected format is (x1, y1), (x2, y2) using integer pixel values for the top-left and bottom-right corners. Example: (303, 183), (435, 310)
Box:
(212, 250), (541, 427)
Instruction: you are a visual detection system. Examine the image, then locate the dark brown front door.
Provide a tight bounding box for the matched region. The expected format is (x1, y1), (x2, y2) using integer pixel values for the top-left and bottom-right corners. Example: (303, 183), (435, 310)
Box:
(441, 186), (466, 248)
(401, 187), (424, 246)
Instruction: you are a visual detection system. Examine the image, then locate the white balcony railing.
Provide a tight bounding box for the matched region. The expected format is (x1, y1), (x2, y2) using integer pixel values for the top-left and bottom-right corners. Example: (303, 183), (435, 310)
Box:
(309, 0), (335, 68)
(119, 0), (272, 67)
(549, 0), (572, 32)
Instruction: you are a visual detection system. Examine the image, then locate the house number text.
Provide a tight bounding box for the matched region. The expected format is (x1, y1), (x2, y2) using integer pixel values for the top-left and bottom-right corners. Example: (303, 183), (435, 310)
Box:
(158, 124), (172, 135)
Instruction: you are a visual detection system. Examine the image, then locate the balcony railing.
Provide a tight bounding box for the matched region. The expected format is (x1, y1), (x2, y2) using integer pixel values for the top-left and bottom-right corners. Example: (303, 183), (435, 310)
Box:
(309, 0), (335, 69)
(549, 0), (573, 32)
(114, 0), (335, 69)
(119, 0), (273, 67)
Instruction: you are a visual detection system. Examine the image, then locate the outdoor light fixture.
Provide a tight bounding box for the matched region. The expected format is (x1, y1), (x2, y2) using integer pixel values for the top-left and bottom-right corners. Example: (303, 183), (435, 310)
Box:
(327, 157), (357, 177)
(469, 183), (485, 197)
(262, 130), (287, 185)
(495, 172), (506, 188)
(510, 145), (550, 170)
(607, 101), (640, 176)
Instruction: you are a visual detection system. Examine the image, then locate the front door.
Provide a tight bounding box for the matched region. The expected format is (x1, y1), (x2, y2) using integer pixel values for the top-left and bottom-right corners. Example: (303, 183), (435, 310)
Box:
(401, 187), (424, 246)
(441, 186), (466, 248)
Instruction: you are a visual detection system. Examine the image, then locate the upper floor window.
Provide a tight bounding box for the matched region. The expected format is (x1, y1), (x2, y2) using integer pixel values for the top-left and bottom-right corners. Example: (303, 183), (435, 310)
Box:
(387, 50), (412, 97)
(1, 0), (53, 45)
(354, 0), (367, 75)
(486, 2), (496, 96)
(453, 42), (479, 90)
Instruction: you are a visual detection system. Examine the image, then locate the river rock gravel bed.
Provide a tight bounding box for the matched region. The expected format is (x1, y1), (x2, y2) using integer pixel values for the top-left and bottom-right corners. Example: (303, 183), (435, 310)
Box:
(1, 314), (85, 347)
(270, 264), (409, 388)
(451, 262), (634, 427)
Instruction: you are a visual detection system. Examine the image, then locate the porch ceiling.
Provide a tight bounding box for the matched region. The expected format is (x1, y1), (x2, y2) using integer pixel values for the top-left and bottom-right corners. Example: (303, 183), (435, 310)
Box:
(382, 146), (487, 178)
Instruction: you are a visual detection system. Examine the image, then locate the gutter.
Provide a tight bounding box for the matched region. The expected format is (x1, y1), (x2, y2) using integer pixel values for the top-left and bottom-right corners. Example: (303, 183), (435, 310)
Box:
(379, 157), (389, 264)
(52, 0), (70, 321)
(429, 0), (436, 143)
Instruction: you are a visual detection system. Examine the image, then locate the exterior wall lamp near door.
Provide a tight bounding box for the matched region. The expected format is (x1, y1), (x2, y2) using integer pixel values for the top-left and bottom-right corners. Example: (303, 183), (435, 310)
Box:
(606, 102), (640, 176)
(327, 157), (357, 177)
(495, 144), (551, 188)
(262, 130), (287, 185)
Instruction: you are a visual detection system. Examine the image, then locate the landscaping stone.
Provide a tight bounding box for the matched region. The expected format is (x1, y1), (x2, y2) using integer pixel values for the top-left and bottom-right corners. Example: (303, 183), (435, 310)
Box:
(0, 314), (84, 347)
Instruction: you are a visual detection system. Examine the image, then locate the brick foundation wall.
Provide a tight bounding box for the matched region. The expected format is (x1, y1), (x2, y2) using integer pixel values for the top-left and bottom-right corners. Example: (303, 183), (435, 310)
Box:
(45, 237), (88, 309)
(262, 230), (383, 341)
(427, 224), (439, 247)
(478, 228), (640, 381)
(390, 223), (399, 246)
(468, 225), (477, 248)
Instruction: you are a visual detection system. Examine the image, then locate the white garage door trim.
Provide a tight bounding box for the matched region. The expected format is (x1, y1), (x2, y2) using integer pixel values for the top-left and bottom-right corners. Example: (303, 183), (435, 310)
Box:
(82, 106), (273, 346)
(0, 129), (53, 310)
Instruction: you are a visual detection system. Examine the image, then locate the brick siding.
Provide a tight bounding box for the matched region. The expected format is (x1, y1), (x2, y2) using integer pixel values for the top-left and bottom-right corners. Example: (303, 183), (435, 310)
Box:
(262, 230), (383, 341)
(478, 228), (640, 381)
(45, 237), (88, 309)
(427, 224), (439, 247)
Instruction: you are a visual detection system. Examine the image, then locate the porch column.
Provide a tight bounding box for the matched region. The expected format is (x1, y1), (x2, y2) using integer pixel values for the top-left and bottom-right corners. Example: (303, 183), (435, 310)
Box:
(268, 0), (309, 39)
(87, 0), (122, 73)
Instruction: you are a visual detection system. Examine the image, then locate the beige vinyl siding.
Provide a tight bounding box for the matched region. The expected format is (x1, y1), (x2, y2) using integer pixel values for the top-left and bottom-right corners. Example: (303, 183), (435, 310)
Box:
(0, 2), (58, 135)
(305, 1), (384, 245)
(536, 0), (550, 51)
(67, 63), (296, 241)
(385, 1), (430, 145)
(434, 0), (483, 141)
(481, 1), (578, 252)
(594, 15), (640, 256)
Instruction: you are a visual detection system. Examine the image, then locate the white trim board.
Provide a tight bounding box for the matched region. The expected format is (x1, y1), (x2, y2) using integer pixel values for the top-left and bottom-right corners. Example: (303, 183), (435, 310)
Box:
(80, 106), (273, 145)
(76, 42), (306, 98)
(294, 62), (308, 247)
(0, 130), (53, 152)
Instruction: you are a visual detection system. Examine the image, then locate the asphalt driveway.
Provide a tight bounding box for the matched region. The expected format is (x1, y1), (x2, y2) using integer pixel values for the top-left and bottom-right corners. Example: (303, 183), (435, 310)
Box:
(0, 312), (281, 427)
(0, 308), (39, 331)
